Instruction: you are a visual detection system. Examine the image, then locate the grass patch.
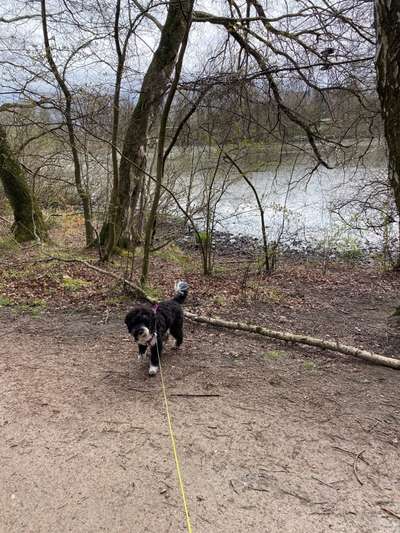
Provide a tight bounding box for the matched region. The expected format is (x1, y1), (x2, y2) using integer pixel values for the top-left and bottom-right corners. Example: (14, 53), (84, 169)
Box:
(213, 295), (226, 306)
(141, 284), (162, 301)
(62, 275), (92, 291)
(0, 295), (13, 307)
(213, 263), (228, 275)
(17, 299), (47, 317)
(195, 231), (209, 246)
(154, 243), (190, 268)
(0, 235), (20, 252)
(247, 283), (284, 303)
(264, 350), (287, 360)
(0, 297), (47, 316)
(105, 294), (131, 306)
(303, 360), (317, 370)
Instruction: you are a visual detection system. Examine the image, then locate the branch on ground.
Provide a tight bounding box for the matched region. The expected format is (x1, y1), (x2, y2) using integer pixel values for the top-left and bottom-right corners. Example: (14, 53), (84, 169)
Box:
(47, 255), (400, 370)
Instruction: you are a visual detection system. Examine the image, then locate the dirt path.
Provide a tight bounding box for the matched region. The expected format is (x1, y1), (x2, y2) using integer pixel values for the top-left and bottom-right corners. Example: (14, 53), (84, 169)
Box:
(1, 309), (400, 533)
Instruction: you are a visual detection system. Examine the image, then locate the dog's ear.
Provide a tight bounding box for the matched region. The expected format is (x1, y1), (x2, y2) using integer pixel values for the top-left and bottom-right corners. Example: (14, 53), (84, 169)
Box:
(125, 309), (137, 328)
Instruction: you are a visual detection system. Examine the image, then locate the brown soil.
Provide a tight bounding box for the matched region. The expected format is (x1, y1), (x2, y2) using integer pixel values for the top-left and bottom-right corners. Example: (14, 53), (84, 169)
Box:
(1, 255), (400, 532)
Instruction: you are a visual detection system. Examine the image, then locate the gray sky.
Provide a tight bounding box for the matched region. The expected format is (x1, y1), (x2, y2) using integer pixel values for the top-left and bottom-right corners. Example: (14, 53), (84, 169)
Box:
(0, 0), (227, 98)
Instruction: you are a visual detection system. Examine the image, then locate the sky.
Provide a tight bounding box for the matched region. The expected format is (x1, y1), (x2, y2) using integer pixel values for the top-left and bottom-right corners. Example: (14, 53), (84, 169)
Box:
(0, 0), (227, 99)
(0, 0), (375, 103)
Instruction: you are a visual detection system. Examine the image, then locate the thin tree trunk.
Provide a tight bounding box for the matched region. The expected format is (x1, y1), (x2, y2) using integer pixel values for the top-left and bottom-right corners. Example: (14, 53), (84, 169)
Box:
(221, 150), (271, 272)
(0, 124), (47, 242)
(103, 0), (193, 259)
(40, 0), (94, 246)
(375, 0), (400, 266)
(101, 0), (138, 251)
(140, 8), (192, 286)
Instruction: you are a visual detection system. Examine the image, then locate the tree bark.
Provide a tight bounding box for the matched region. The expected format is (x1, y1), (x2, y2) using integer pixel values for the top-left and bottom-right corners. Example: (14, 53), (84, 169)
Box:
(0, 124), (47, 242)
(102, 0), (193, 259)
(40, 0), (94, 246)
(140, 7), (192, 286)
(375, 0), (400, 265)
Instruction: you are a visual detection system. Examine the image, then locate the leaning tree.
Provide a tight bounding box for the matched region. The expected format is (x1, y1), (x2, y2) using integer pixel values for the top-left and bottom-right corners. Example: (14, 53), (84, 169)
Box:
(0, 122), (47, 242)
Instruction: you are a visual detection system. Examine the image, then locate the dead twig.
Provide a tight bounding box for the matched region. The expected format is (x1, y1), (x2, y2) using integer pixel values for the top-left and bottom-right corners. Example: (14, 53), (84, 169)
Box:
(280, 488), (311, 503)
(311, 476), (338, 490)
(229, 479), (239, 494)
(381, 507), (400, 520)
(45, 254), (150, 299)
(353, 449), (366, 486)
(0, 215), (12, 224)
(248, 486), (269, 493)
(331, 446), (370, 465)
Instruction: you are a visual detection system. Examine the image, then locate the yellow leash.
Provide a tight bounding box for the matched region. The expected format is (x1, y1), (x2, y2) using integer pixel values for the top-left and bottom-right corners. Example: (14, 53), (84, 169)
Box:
(155, 335), (193, 532)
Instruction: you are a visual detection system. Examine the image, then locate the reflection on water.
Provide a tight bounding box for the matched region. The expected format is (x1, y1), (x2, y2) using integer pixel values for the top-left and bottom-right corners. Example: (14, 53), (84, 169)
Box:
(210, 164), (395, 251)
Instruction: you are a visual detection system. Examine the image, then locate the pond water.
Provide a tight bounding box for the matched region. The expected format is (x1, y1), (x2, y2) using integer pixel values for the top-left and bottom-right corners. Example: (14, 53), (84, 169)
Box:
(203, 162), (396, 253)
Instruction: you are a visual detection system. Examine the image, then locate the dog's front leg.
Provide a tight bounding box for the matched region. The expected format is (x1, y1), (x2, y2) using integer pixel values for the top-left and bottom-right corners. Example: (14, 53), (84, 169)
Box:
(138, 343), (147, 361)
(148, 337), (162, 376)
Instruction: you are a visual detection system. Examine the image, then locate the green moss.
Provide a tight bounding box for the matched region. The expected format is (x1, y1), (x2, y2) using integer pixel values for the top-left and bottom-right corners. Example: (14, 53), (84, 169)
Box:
(142, 285), (161, 301)
(114, 247), (131, 257)
(105, 294), (131, 305)
(154, 243), (190, 267)
(195, 231), (209, 245)
(0, 235), (20, 252)
(391, 306), (400, 317)
(62, 275), (92, 291)
(0, 295), (13, 307)
(303, 360), (317, 370)
(0, 297), (46, 316)
(213, 295), (226, 306)
(31, 298), (46, 308)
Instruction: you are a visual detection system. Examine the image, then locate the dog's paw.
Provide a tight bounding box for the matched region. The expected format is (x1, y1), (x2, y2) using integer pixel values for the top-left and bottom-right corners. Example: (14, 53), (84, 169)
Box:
(148, 365), (159, 376)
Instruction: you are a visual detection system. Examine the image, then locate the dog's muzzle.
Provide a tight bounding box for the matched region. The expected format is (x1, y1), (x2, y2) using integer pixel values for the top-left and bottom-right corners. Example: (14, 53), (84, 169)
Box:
(132, 326), (153, 346)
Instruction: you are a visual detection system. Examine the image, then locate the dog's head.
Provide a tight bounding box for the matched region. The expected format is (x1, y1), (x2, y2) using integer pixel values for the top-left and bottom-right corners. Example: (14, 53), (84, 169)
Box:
(125, 305), (155, 345)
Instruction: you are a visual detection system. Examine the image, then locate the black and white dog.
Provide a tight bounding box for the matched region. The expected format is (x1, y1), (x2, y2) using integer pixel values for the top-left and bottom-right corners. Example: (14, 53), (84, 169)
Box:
(125, 281), (189, 376)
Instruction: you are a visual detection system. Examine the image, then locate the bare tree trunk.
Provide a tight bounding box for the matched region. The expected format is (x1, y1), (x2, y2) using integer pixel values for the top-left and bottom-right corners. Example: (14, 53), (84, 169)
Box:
(103, 0), (193, 259)
(140, 7), (192, 286)
(40, 0), (94, 246)
(221, 149), (271, 273)
(0, 124), (47, 242)
(375, 0), (400, 266)
(101, 0), (139, 252)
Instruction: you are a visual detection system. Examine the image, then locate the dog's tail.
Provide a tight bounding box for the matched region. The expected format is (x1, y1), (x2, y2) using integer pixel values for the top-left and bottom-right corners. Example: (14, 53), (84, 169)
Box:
(173, 280), (189, 304)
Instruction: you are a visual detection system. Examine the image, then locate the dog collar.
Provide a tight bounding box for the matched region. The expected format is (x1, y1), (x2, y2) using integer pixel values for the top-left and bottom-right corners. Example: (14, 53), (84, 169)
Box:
(146, 332), (157, 347)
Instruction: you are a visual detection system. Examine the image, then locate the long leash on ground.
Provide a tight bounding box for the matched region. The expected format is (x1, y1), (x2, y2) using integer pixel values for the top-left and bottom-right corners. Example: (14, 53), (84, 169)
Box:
(155, 334), (193, 533)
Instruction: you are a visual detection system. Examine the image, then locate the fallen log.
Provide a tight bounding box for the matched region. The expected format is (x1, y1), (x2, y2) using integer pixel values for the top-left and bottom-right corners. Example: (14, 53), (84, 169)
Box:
(184, 311), (400, 370)
(47, 255), (400, 370)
